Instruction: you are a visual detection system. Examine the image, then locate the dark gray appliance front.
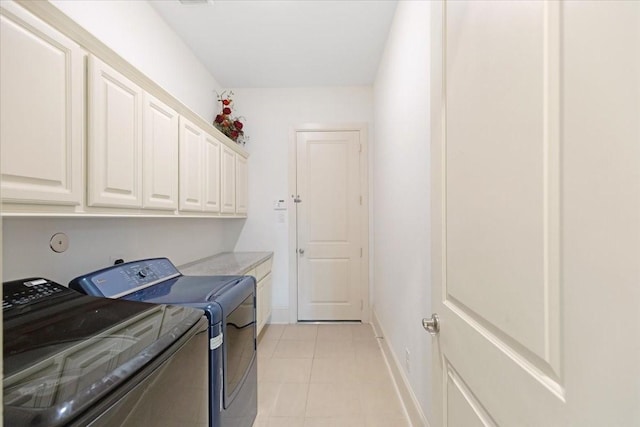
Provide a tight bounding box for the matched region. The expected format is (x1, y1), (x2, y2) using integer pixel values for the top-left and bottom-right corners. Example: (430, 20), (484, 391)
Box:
(2, 277), (208, 427)
(69, 257), (258, 427)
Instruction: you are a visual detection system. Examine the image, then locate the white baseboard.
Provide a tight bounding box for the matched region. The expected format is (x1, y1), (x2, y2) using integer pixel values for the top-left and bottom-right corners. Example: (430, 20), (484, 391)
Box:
(372, 310), (430, 427)
(268, 306), (290, 324)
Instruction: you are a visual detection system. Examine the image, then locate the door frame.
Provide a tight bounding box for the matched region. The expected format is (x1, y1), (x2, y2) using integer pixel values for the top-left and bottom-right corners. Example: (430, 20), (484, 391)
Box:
(430, 1), (445, 425)
(288, 123), (370, 324)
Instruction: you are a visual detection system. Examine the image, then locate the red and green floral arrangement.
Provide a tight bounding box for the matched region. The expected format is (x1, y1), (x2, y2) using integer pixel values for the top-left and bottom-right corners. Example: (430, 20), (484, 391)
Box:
(213, 91), (246, 145)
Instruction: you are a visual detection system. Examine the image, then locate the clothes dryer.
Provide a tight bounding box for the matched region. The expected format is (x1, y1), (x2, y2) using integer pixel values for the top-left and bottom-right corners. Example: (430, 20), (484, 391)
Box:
(70, 258), (257, 427)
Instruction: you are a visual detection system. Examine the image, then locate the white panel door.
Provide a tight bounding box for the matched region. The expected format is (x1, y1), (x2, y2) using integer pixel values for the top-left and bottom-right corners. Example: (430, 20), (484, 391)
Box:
(143, 93), (178, 210)
(178, 116), (204, 212)
(430, 1), (640, 426)
(235, 154), (248, 215)
(0, 2), (83, 205)
(297, 131), (361, 320)
(220, 145), (236, 214)
(88, 56), (143, 208)
(203, 134), (221, 213)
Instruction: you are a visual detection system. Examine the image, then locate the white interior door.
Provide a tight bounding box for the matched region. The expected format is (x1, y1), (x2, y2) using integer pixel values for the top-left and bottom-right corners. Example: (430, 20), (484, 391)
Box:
(430, 1), (639, 426)
(296, 131), (362, 321)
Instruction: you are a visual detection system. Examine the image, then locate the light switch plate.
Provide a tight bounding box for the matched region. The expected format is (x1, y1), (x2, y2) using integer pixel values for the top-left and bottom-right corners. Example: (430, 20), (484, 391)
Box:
(273, 199), (287, 210)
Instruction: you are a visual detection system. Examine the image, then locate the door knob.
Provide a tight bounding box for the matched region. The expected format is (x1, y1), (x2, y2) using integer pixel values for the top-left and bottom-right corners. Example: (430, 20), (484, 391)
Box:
(298, 248), (305, 255)
(422, 313), (440, 335)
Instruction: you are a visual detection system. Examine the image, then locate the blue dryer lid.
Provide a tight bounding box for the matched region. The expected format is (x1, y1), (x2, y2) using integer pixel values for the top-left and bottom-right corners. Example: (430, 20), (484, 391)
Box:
(69, 258), (254, 325)
(121, 275), (247, 324)
(123, 275), (244, 304)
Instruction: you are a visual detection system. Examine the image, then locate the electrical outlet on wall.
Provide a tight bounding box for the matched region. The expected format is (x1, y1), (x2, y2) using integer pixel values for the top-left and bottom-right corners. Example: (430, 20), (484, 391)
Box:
(405, 348), (411, 373)
(109, 255), (125, 265)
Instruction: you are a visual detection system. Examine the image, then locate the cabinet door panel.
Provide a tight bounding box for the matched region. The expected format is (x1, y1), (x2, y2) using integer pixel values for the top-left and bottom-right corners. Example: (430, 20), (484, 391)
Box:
(143, 93), (178, 210)
(88, 56), (143, 208)
(262, 272), (273, 328)
(0, 2), (83, 205)
(220, 146), (236, 214)
(236, 154), (248, 214)
(256, 283), (264, 335)
(179, 117), (204, 211)
(204, 135), (221, 212)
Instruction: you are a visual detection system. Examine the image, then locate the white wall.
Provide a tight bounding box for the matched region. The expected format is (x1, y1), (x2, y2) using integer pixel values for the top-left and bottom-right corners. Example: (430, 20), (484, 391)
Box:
(2, 1), (241, 285)
(2, 217), (243, 285)
(50, 0), (222, 120)
(372, 1), (432, 423)
(230, 87), (373, 318)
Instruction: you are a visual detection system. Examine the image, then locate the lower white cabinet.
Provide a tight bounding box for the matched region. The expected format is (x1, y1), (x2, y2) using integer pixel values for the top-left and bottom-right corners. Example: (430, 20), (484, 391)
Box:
(253, 257), (273, 336)
(258, 273), (273, 334)
(1, 1), (84, 206)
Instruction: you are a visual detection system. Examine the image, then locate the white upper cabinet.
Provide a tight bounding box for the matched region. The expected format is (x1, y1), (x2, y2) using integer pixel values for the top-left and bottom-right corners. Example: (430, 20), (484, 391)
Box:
(87, 55), (143, 208)
(235, 154), (248, 215)
(220, 145), (236, 214)
(179, 117), (223, 214)
(179, 116), (205, 212)
(143, 93), (179, 210)
(203, 134), (221, 213)
(1, 2), (249, 218)
(0, 2), (83, 206)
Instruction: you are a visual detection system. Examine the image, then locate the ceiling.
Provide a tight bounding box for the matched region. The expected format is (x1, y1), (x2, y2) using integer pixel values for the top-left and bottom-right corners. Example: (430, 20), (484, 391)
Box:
(148, 0), (398, 88)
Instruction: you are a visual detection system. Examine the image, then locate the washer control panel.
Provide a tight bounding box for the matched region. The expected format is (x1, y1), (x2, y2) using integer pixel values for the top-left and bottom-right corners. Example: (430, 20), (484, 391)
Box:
(3, 278), (71, 312)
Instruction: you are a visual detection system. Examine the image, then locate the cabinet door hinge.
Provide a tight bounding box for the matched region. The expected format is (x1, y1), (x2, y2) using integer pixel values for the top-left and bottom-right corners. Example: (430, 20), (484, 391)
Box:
(360, 300), (363, 310)
(359, 195), (362, 205)
(360, 248), (363, 257)
(359, 144), (362, 153)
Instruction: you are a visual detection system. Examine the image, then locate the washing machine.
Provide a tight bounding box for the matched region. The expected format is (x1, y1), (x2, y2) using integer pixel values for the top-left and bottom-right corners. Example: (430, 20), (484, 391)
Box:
(3, 277), (208, 426)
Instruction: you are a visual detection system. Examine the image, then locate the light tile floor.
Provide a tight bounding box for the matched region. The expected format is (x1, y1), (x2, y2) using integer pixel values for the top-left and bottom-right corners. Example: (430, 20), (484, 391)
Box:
(253, 323), (411, 427)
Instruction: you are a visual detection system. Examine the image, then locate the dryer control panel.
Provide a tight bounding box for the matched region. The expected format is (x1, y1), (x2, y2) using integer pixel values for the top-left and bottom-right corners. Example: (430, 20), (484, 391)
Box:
(69, 258), (181, 298)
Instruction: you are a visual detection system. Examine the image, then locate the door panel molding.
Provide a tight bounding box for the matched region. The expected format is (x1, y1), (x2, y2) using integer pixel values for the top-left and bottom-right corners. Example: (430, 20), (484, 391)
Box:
(444, 358), (497, 427)
(436, 0), (567, 422)
(442, 0), (562, 376)
(432, 1), (639, 425)
(444, 298), (565, 399)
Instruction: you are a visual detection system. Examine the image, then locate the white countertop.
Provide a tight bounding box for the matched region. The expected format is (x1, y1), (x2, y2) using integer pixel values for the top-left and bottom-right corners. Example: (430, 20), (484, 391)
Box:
(178, 252), (273, 276)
